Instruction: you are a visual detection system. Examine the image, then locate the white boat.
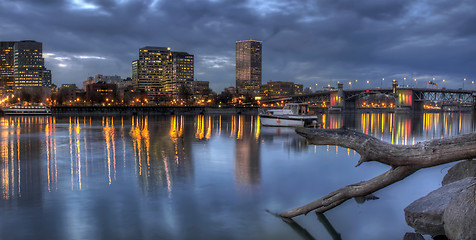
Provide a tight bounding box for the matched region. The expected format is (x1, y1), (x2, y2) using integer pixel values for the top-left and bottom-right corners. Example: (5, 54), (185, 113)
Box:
(2, 104), (52, 115)
(259, 103), (319, 127)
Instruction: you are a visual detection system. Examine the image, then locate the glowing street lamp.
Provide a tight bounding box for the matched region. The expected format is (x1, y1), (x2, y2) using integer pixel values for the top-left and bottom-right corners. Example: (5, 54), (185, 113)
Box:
(463, 78), (466, 89)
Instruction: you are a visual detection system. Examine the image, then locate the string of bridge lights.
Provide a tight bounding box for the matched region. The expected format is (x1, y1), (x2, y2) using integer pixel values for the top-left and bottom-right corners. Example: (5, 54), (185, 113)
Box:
(309, 77), (475, 91)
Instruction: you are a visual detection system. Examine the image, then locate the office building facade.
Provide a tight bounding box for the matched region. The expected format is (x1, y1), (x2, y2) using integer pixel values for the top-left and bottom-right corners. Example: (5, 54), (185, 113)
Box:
(168, 51), (194, 97)
(0, 42), (16, 95)
(132, 47), (194, 101)
(0, 40), (51, 94)
(14, 41), (45, 88)
(43, 69), (52, 87)
(133, 47), (172, 101)
(236, 40), (262, 96)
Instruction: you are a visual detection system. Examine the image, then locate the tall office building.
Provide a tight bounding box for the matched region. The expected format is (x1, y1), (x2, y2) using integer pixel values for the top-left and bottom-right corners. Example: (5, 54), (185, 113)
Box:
(1, 40), (51, 94)
(132, 60), (138, 85)
(168, 51), (194, 96)
(133, 47), (172, 101)
(14, 41), (46, 88)
(0, 42), (15, 95)
(43, 69), (52, 87)
(132, 47), (194, 101)
(236, 40), (262, 96)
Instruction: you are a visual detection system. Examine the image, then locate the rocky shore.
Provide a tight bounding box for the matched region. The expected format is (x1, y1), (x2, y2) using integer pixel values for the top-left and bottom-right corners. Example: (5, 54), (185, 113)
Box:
(404, 160), (476, 239)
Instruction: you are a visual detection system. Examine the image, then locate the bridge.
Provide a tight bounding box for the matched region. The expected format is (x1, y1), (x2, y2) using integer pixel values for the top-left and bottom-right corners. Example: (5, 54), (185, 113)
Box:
(264, 83), (476, 112)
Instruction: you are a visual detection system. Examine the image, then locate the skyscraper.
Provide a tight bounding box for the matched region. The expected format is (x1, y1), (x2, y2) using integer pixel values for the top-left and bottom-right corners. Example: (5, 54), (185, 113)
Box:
(14, 41), (46, 88)
(43, 69), (52, 87)
(168, 51), (194, 97)
(133, 47), (172, 101)
(0, 42), (15, 95)
(1, 40), (51, 94)
(236, 40), (262, 96)
(132, 47), (194, 101)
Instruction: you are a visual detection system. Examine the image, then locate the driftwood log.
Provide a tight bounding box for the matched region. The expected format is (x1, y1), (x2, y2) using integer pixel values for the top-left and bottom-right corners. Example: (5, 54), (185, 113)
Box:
(279, 127), (476, 219)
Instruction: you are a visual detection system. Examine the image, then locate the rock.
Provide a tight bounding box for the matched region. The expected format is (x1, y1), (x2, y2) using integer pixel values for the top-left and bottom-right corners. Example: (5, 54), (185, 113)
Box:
(403, 232), (425, 240)
(442, 182), (476, 240)
(442, 160), (476, 186)
(404, 177), (476, 236)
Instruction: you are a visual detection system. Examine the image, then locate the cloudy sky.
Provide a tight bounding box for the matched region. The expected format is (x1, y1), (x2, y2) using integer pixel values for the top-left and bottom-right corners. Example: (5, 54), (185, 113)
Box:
(1, 0), (476, 92)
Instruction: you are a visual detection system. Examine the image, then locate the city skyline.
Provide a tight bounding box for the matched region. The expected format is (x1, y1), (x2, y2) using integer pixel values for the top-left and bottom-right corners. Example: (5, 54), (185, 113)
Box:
(1, 1), (476, 92)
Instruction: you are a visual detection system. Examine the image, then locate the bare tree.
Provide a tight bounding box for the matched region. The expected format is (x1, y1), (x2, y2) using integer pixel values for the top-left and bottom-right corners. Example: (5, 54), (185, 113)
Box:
(11, 87), (50, 103)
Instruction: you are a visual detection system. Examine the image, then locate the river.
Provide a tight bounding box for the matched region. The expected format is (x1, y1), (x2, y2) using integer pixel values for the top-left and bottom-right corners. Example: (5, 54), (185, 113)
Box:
(0, 112), (474, 239)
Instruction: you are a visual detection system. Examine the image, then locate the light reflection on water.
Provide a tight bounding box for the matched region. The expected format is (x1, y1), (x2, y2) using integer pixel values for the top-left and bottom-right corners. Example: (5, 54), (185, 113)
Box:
(0, 112), (475, 239)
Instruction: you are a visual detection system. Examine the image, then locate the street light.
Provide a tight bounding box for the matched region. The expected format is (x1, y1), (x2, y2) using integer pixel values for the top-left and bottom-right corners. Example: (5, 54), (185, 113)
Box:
(414, 78), (417, 87)
(463, 78), (466, 89)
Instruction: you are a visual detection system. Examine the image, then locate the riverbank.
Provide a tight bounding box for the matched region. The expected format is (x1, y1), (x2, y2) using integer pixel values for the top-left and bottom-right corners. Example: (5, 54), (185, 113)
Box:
(50, 106), (259, 116)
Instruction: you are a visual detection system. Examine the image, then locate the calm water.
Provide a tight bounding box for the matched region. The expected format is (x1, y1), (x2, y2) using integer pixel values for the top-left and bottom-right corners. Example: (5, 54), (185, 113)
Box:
(0, 113), (475, 240)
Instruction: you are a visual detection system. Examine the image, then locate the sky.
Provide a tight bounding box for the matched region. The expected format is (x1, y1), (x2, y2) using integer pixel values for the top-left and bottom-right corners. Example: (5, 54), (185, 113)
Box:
(1, 0), (476, 92)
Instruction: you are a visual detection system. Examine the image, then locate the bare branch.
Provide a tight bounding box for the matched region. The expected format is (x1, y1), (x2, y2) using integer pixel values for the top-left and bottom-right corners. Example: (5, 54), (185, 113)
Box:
(279, 128), (476, 218)
(280, 166), (417, 218)
(295, 128), (476, 168)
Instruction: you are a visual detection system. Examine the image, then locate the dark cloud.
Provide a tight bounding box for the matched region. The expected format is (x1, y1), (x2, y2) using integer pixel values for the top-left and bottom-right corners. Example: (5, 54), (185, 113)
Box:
(1, 0), (476, 91)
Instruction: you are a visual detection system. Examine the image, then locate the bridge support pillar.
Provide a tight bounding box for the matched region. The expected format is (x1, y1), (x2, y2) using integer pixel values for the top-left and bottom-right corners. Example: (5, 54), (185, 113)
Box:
(338, 83), (345, 110)
(413, 101), (424, 112)
(473, 94), (476, 111)
(395, 89), (414, 112)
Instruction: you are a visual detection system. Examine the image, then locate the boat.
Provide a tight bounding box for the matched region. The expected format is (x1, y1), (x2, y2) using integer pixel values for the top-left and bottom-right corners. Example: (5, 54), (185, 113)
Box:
(2, 103), (52, 115)
(259, 103), (319, 127)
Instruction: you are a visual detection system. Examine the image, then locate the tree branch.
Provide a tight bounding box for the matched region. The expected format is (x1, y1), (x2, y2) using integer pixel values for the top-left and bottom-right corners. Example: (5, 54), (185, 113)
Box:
(279, 127), (476, 219)
(295, 128), (476, 168)
(280, 166), (417, 218)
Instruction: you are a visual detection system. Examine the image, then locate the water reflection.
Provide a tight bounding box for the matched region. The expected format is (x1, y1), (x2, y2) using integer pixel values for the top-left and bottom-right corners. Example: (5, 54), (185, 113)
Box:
(0, 113), (475, 239)
(235, 115), (261, 186)
(1, 113), (475, 200)
(321, 112), (476, 145)
(0, 116), (50, 201)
